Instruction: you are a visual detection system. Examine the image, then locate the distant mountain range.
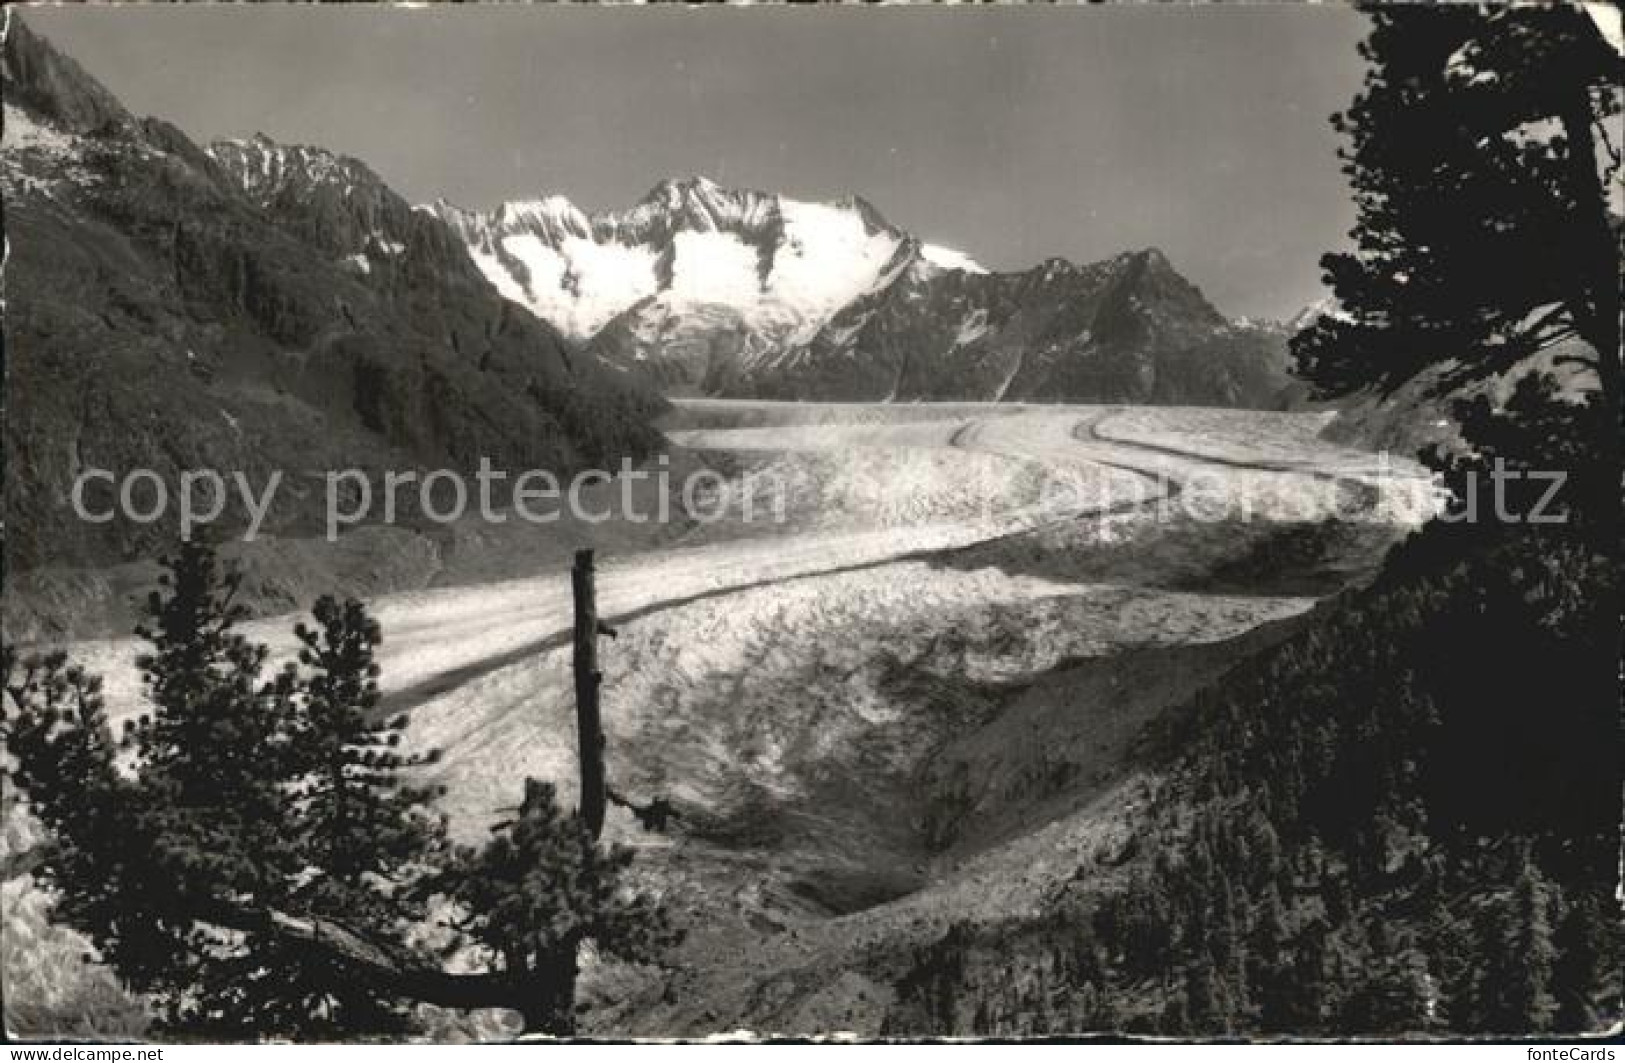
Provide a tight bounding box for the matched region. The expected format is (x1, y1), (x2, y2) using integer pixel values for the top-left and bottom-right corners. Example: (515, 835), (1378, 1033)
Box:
(3, 18), (1304, 571)
(429, 182), (1297, 405)
(2, 18), (663, 570)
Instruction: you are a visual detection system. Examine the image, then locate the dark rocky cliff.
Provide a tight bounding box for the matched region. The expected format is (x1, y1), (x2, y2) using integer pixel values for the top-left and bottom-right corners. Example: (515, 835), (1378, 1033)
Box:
(2, 18), (665, 571)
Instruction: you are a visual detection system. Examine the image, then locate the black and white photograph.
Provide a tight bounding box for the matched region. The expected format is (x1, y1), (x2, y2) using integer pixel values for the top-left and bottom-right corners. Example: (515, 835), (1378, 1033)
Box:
(1, 0), (1620, 1047)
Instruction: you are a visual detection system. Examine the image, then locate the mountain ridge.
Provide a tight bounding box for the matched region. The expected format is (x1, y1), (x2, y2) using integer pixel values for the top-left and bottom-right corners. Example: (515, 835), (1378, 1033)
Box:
(428, 180), (1294, 406)
(1, 17), (665, 572)
(425, 177), (921, 348)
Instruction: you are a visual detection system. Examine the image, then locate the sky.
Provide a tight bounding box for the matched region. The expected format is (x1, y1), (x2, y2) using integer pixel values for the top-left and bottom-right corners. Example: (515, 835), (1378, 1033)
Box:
(23, 4), (1371, 320)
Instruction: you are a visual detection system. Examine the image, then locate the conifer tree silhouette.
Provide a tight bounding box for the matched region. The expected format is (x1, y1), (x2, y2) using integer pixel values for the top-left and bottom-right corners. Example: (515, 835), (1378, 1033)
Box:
(4, 543), (672, 1038)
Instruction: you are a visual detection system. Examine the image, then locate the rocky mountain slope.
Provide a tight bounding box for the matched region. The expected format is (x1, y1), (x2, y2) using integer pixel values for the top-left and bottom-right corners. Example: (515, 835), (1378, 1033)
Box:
(761, 247), (1293, 405)
(1, 17), (664, 574)
(433, 184), (1293, 406)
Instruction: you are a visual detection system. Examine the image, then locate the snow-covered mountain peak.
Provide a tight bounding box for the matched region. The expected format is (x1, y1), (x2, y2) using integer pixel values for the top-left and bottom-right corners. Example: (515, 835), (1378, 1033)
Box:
(616, 176), (780, 240)
(639, 173), (723, 204)
(496, 194), (588, 228)
(490, 195), (593, 245)
(920, 243), (988, 274)
(428, 178), (926, 342)
(429, 179), (1275, 405)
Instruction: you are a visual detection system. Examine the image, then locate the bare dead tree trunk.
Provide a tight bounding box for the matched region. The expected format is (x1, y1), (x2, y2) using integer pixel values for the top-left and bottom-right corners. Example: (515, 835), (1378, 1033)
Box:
(571, 549), (610, 841)
(523, 548), (617, 1036)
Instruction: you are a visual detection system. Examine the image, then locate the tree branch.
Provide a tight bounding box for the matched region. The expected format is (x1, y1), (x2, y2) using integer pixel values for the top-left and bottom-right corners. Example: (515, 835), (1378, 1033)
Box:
(1516, 304), (1574, 349)
(1, 849), (528, 1015)
(195, 897), (524, 1012)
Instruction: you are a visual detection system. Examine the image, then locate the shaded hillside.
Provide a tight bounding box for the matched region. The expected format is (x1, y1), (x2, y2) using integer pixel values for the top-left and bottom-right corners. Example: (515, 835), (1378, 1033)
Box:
(1, 18), (664, 573)
(730, 248), (1294, 406)
(884, 503), (1619, 1037)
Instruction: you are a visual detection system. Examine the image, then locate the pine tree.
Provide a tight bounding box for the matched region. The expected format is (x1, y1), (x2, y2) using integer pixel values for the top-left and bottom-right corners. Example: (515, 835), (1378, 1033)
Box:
(437, 778), (677, 1035)
(1159, 985), (1190, 1036)
(290, 596), (443, 901)
(1071, 980), (1117, 1033)
(1424, 891), (1477, 1033)
(1249, 885), (1297, 1032)
(1468, 856), (1559, 1035)
(5, 542), (672, 1037)
(1081, 13), (1621, 1033)
(1291, 5), (1620, 407)
(280, 595), (447, 1034)
(1184, 954), (1228, 1034)
(1338, 950), (1429, 1035)
(127, 541), (298, 903)
(96, 542), (302, 1033)
(3, 650), (134, 972)
(1504, 858), (1559, 1033)
(1552, 892), (1611, 1032)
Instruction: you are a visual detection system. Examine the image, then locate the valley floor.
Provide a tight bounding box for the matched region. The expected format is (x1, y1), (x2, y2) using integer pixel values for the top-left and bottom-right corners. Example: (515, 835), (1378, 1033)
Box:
(5, 402), (1433, 1039)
